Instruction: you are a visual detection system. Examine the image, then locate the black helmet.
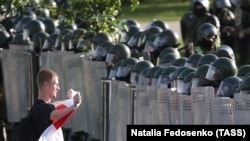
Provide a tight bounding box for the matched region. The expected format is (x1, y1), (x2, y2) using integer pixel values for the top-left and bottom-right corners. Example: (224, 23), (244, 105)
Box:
(185, 53), (204, 68)
(75, 31), (95, 53)
(169, 66), (190, 81)
(157, 47), (181, 60)
(151, 67), (165, 86)
(105, 43), (131, 64)
(126, 31), (143, 49)
(23, 19), (46, 39)
(197, 22), (220, 42)
(192, 64), (212, 87)
(172, 57), (188, 67)
(157, 66), (178, 87)
(57, 28), (74, 51)
(31, 31), (49, 53)
(178, 67), (196, 92)
(237, 65), (250, 78)
(240, 75), (250, 94)
(158, 53), (180, 67)
(14, 16), (36, 33)
(219, 8), (235, 26)
(138, 67), (152, 86)
(130, 60), (154, 85)
(10, 33), (31, 45)
(178, 67), (196, 81)
(145, 19), (169, 30)
(206, 57), (237, 81)
(192, 0), (210, 12)
(197, 53), (219, 67)
(70, 28), (87, 48)
(153, 29), (181, 48)
(169, 66), (190, 91)
(215, 44), (235, 61)
(120, 25), (141, 43)
(144, 66), (162, 86)
(41, 18), (57, 34)
(137, 26), (163, 49)
(116, 57), (139, 79)
(179, 72), (196, 95)
(92, 32), (113, 46)
(92, 41), (114, 61)
(118, 19), (141, 31)
(43, 32), (59, 51)
(216, 76), (242, 98)
(143, 33), (159, 52)
(108, 60), (123, 80)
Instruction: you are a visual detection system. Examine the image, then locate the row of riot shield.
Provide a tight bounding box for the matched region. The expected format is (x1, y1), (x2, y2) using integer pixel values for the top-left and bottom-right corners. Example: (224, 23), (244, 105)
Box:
(2, 44), (250, 141)
(100, 80), (250, 141)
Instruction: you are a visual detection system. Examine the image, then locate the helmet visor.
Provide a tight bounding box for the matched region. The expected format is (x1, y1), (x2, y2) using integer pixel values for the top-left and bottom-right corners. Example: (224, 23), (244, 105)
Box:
(176, 78), (183, 93)
(105, 53), (114, 63)
(138, 74), (145, 85)
(158, 62), (172, 68)
(108, 69), (116, 79)
(179, 81), (191, 94)
(157, 75), (171, 85)
(184, 62), (192, 67)
(205, 64), (219, 81)
(144, 40), (156, 52)
(43, 39), (49, 50)
(191, 77), (199, 88)
(137, 34), (146, 47)
(153, 35), (168, 47)
(93, 45), (106, 59)
(23, 28), (30, 40)
(216, 81), (234, 97)
(151, 77), (159, 86)
(127, 36), (138, 47)
(117, 65), (130, 77)
(120, 30), (129, 43)
(144, 77), (151, 86)
(130, 72), (137, 85)
(170, 80), (177, 92)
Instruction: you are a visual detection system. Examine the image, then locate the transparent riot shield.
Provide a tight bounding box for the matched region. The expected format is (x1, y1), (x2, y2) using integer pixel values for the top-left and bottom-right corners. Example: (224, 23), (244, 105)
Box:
(100, 79), (111, 141)
(210, 97), (234, 124)
(234, 94), (250, 124)
(157, 87), (171, 124)
(134, 85), (148, 124)
(61, 52), (88, 131)
(117, 81), (131, 141)
(23, 50), (39, 110)
(148, 85), (160, 124)
(2, 45), (30, 122)
(130, 85), (136, 125)
(81, 59), (107, 139)
(169, 91), (180, 124)
(191, 86), (214, 124)
(108, 80), (119, 141)
(179, 94), (193, 124)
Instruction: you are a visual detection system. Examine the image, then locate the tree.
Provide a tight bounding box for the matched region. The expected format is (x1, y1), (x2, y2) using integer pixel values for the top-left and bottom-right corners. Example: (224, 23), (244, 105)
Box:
(0, 0), (140, 34)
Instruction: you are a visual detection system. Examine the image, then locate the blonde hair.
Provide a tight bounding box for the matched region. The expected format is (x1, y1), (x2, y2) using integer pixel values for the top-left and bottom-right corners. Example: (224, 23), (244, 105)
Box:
(37, 69), (59, 90)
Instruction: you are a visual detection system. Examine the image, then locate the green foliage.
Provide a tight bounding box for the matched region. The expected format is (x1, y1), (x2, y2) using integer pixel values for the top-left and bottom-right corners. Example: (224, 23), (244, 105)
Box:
(1, 0), (140, 33)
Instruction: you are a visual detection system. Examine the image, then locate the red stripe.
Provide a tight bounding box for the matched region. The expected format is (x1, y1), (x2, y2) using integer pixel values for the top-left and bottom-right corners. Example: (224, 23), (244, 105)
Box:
(53, 104), (75, 129)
